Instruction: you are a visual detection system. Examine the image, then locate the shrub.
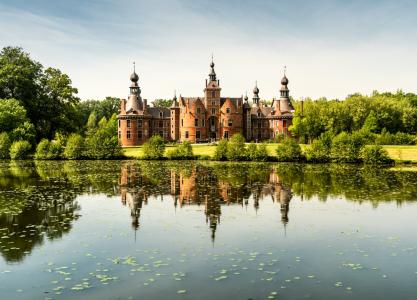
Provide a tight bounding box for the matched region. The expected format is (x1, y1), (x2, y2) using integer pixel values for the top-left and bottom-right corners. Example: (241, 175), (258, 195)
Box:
(305, 139), (331, 163)
(48, 142), (62, 159)
(394, 132), (415, 145)
(10, 140), (32, 160)
(226, 133), (247, 161)
(213, 139), (228, 161)
(0, 132), (11, 159)
(247, 143), (269, 161)
(361, 144), (393, 165)
(142, 135), (165, 159)
(64, 134), (84, 159)
(84, 115), (122, 159)
(331, 132), (364, 163)
(34, 139), (51, 160)
(166, 141), (194, 160)
(275, 139), (303, 162)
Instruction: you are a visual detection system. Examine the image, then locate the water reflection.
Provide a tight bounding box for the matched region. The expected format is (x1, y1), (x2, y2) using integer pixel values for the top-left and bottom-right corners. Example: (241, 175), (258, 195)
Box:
(1, 160), (417, 263)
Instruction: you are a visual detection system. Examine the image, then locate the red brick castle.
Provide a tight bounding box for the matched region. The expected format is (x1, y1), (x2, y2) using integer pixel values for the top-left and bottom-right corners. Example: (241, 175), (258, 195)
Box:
(118, 59), (294, 146)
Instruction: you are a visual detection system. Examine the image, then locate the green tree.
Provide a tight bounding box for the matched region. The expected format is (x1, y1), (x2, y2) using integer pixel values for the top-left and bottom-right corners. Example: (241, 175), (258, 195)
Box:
(10, 121), (36, 145)
(331, 132), (365, 163)
(0, 99), (29, 132)
(142, 135), (166, 159)
(9, 140), (32, 160)
(166, 141), (194, 159)
(247, 143), (269, 161)
(0, 132), (11, 159)
(213, 139), (228, 161)
(361, 144), (393, 165)
(63, 133), (84, 160)
(152, 99), (173, 108)
(226, 133), (246, 161)
(275, 139), (303, 162)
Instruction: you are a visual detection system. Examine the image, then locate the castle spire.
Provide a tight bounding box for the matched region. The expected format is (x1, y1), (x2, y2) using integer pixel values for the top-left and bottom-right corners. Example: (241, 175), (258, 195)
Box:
(209, 54), (216, 82)
(253, 81), (260, 106)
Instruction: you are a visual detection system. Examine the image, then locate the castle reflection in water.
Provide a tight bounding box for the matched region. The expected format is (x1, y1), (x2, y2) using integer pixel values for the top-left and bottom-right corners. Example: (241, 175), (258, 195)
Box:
(119, 162), (292, 242)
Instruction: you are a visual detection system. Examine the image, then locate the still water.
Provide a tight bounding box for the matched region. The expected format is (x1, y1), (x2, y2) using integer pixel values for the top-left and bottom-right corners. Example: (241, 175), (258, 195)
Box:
(0, 160), (417, 300)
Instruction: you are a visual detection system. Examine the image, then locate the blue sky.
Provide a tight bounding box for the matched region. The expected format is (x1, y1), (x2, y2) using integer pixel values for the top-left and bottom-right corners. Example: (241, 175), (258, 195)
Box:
(0, 0), (416, 101)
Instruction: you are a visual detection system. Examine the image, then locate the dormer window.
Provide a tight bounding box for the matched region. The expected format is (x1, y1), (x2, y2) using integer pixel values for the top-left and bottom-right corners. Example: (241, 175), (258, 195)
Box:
(257, 112), (261, 117)
(226, 107), (231, 114)
(197, 107), (201, 114)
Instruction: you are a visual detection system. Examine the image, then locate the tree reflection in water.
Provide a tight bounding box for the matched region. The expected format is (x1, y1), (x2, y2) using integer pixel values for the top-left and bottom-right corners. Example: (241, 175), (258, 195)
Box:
(1, 160), (417, 263)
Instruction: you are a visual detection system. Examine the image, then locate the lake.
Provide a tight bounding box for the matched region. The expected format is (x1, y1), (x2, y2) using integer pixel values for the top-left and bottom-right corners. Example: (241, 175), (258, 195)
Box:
(0, 160), (417, 300)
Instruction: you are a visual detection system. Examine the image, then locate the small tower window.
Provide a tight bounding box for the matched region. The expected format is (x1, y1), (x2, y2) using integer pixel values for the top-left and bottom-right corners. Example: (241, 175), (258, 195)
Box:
(228, 119), (233, 127)
(257, 112), (261, 117)
(212, 101), (216, 106)
(226, 107), (231, 114)
(195, 119), (198, 127)
(127, 130), (131, 139)
(202, 119), (205, 127)
(127, 119), (131, 128)
(159, 112), (163, 118)
(118, 120), (121, 127)
(212, 91), (215, 98)
(185, 131), (189, 139)
(181, 119), (183, 127)
(211, 108), (216, 115)
(118, 131), (121, 139)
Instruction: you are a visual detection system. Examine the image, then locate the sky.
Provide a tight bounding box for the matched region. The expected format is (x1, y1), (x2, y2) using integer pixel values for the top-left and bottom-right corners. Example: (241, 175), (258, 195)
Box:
(0, 0), (416, 102)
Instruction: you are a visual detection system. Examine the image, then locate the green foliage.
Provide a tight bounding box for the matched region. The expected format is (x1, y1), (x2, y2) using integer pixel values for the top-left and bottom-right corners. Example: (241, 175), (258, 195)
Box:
(34, 139), (50, 160)
(361, 144), (393, 165)
(9, 140), (32, 160)
(34, 139), (63, 160)
(77, 97), (119, 129)
(0, 47), (80, 139)
(9, 121), (36, 145)
(374, 129), (416, 145)
(247, 143), (269, 161)
(142, 135), (166, 160)
(305, 139), (331, 163)
(331, 132), (365, 163)
(152, 99), (173, 108)
(213, 139), (228, 161)
(290, 91), (417, 142)
(0, 132), (11, 159)
(0, 99), (29, 132)
(84, 114), (121, 159)
(63, 134), (84, 160)
(226, 133), (247, 161)
(275, 139), (304, 162)
(166, 141), (194, 160)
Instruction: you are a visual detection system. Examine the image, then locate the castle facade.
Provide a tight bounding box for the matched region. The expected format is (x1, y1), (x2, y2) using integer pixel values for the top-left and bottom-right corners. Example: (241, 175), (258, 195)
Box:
(118, 60), (294, 146)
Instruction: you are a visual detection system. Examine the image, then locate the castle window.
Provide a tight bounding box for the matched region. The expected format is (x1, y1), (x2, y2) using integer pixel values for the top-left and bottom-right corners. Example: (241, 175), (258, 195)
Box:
(283, 120), (287, 128)
(127, 119), (131, 128)
(196, 131), (201, 139)
(118, 131), (121, 139)
(228, 119), (233, 127)
(202, 119), (205, 127)
(185, 131), (189, 139)
(197, 107), (201, 114)
(159, 121), (163, 128)
(212, 91), (215, 98)
(224, 131), (229, 139)
(159, 112), (163, 118)
(118, 119), (120, 127)
(211, 108), (216, 114)
(138, 120), (142, 127)
(127, 130), (131, 139)
(138, 131), (142, 139)
(181, 119), (183, 127)
(257, 112), (261, 117)
(195, 119), (198, 127)
(212, 101), (215, 106)
(226, 107), (231, 114)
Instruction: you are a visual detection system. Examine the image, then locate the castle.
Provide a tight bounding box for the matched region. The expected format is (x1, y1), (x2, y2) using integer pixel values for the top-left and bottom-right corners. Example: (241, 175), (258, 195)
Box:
(118, 59), (294, 146)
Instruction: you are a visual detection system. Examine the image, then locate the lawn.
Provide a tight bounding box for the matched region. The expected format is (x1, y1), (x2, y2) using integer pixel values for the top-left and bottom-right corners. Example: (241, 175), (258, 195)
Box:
(123, 143), (417, 162)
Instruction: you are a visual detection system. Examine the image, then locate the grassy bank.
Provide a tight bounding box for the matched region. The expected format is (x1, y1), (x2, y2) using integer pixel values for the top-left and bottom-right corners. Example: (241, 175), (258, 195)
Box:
(122, 143), (417, 162)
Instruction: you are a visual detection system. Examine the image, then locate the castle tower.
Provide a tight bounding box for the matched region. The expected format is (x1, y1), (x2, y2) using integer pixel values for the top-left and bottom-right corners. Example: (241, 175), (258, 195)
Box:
(126, 62), (143, 112)
(278, 67), (293, 113)
(204, 56), (221, 139)
(243, 92), (251, 140)
(252, 81), (260, 107)
(170, 91), (180, 141)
